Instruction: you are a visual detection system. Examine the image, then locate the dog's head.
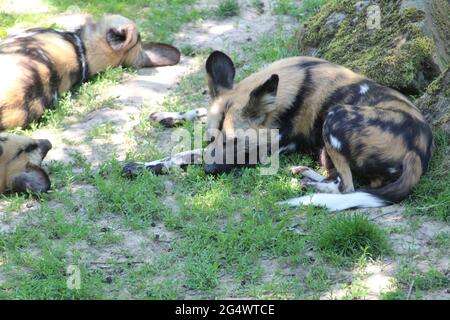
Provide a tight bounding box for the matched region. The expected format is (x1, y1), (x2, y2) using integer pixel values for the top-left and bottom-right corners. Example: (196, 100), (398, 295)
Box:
(204, 51), (280, 174)
(81, 14), (181, 72)
(0, 133), (52, 194)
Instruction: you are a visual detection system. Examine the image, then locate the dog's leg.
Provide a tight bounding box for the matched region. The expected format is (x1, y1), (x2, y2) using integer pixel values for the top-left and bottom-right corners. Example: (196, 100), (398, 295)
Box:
(123, 149), (203, 177)
(290, 166), (326, 182)
(290, 165), (344, 193)
(150, 108), (207, 127)
(325, 147), (354, 193)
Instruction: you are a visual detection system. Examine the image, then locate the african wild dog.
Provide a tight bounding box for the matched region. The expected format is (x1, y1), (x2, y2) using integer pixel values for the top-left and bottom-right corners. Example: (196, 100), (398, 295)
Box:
(0, 14), (181, 130)
(124, 51), (433, 211)
(0, 133), (52, 194)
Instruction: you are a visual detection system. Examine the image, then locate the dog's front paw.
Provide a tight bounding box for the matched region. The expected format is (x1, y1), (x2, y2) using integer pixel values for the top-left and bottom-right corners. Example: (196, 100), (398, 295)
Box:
(122, 162), (145, 178)
(150, 112), (183, 128)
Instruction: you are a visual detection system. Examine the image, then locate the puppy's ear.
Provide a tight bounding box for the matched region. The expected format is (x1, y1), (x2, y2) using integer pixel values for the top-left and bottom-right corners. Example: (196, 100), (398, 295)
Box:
(205, 51), (235, 99)
(36, 139), (52, 159)
(243, 74), (279, 124)
(106, 24), (137, 51)
(11, 163), (51, 194)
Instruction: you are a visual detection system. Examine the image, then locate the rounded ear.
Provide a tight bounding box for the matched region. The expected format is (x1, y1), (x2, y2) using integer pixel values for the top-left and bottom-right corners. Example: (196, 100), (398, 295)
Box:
(11, 163), (51, 194)
(243, 74), (279, 122)
(136, 42), (181, 67)
(36, 139), (52, 159)
(205, 51), (235, 98)
(106, 24), (136, 51)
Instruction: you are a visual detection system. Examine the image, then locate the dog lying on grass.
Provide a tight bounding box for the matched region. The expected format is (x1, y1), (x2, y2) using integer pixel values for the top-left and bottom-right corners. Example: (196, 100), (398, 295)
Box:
(0, 14), (180, 130)
(124, 51), (433, 212)
(0, 14), (181, 194)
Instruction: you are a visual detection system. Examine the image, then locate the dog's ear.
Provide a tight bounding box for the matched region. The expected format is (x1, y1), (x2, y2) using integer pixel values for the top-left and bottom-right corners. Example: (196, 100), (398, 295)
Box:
(106, 24), (137, 51)
(205, 51), (235, 99)
(242, 74), (279, 124)
(11, 163), (51, 194)
(136, 42), (181, 67)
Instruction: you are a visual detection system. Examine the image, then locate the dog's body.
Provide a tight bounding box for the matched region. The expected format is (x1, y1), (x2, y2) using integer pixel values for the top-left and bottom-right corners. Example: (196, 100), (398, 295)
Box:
(0, 15), (181, 194)
(126, 51), (433, 211)
(0, 14), (180, 130)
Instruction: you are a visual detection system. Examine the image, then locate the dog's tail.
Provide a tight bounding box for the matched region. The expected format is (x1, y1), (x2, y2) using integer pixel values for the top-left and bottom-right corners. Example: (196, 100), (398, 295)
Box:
(282, 151), (423, 211)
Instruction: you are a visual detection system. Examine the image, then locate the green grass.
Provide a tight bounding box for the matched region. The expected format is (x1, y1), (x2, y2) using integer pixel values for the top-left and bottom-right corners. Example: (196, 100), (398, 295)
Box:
(214, 0), (240, 18)
(273, 0), (328, 20)
(309, 214), (392, 265)
(406, 129), (450, 221)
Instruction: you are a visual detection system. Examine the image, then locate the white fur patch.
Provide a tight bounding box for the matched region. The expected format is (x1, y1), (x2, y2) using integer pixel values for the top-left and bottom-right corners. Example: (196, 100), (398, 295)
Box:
(278, 142), (296, 154)
(329, 134), (342, 151)
(278, 192), (387, 211)
(388, 167), (398, 174)
(300, 168), (326, 182)
(359, 84), (370, 94)
(306, 180), (340, 193)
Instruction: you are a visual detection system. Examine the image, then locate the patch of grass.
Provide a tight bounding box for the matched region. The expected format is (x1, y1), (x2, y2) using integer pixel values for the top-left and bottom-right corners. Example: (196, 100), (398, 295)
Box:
(88, 121), (117, 140)
(251, 0), (265, 14)
(0, 12), (56, 38)
(214, 0), (240, 18)
(431, 231), (450, 251)
(309, 214), (392, 265)
(397, 267), (449, 292)
(406, 129), (450, 221)
(48, 0), (205, 42)
(94, 159), (166, 228)
(273, 0), (328, 20)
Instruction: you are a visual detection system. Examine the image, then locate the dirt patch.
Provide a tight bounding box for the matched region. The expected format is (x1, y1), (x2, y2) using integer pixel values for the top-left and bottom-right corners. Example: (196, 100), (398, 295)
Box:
(175, 0), (298, 52)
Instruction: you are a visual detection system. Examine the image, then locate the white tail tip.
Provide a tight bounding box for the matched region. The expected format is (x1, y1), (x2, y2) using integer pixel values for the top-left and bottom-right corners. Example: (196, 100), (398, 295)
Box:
(278, 192), (388, 211)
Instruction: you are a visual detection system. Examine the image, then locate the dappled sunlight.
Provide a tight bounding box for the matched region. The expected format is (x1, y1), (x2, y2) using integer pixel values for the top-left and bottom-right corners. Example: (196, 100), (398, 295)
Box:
(322, 261), (398, 300)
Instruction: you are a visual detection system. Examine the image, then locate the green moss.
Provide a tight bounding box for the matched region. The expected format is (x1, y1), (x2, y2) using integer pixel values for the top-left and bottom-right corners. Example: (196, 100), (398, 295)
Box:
(426, 66), (450, 97)
(431, 0), (450, 57)
(415, 66), (450, 131)
(298, 0), (438, 93)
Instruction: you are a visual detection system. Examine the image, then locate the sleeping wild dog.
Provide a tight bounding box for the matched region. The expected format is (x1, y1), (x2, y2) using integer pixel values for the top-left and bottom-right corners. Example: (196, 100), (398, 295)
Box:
(0, 14), (181, 130)
(124, 51), (433, 211)
(0, 133), (52, 194)
(0, 15), (181, 194)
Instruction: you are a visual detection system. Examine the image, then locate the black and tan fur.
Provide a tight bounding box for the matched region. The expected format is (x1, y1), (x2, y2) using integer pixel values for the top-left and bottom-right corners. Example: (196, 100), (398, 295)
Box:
(125, 51), (433, 211)
(0, 14), (181, 130)
(0, 133), (52, 194)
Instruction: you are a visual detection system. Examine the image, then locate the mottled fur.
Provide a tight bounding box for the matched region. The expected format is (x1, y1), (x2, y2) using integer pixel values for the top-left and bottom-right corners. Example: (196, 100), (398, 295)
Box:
(0, 14), (180, 130)
(0, 133), (52, 194)
(141, 51), (433, 209)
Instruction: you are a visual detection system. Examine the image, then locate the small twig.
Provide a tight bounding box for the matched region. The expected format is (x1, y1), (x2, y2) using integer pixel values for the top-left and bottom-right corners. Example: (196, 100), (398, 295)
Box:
(90, 261), (146, 265)
(407, 280), (415, 300)
(370, 212), (394, 221)
(415, 203), (443, 210)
